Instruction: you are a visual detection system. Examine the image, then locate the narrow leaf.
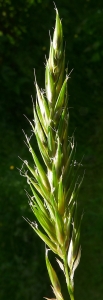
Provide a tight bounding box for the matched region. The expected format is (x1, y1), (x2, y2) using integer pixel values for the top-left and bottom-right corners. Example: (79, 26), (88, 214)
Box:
(29, 143), (50, 191)
(58, 176), (65, 216)
(54, 77), (68, 112)
(53, 8), (63, 55)
(30, 184), (50, 218)
(55, 211), (64, 246)
(45, 62), (56, 104)
(24, 217), (58, 255)
(35, 130), (51, 169)
(36, 101), (47, 136)
(36, 81), (49, 124)
(46, 249), (63, 300)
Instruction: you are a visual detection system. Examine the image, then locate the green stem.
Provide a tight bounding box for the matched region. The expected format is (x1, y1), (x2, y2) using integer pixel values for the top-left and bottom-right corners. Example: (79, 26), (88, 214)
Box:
(64, 256), (74, 300)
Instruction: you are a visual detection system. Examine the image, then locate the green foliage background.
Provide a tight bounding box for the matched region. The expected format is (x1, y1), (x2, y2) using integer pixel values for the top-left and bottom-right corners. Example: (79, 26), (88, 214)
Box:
(0, 0), (103, 299)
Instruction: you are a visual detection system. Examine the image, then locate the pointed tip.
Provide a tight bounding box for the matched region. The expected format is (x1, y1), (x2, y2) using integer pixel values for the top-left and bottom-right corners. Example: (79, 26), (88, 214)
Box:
(53, 1), (58, 13)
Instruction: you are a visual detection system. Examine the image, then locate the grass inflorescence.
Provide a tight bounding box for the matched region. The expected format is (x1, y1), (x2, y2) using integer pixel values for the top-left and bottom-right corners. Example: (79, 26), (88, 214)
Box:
(20, 7), (83, 300)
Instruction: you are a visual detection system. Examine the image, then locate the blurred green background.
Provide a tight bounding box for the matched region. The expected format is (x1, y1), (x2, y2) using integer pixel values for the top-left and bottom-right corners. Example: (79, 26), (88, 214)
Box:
(0, 0), (103, 299)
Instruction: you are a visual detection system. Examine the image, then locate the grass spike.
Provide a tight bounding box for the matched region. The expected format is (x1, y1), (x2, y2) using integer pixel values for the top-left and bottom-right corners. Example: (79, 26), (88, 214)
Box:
(20, 7), (84, 300)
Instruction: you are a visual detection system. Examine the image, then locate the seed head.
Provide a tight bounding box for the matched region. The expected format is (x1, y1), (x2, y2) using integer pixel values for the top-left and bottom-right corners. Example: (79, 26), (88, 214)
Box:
(21, 7), (83, 300)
